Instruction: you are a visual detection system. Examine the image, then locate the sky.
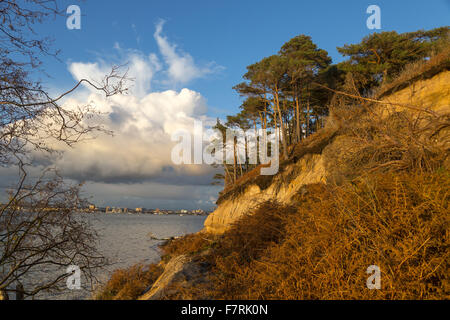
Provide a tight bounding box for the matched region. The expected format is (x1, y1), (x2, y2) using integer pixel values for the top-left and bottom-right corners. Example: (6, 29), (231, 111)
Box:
(3, 0), (449, 210)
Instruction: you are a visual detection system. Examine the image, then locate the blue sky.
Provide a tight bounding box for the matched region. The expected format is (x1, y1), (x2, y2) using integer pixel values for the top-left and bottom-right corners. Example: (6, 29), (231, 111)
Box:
(40, 0), (450, 119)
(19, 0), (448, 210)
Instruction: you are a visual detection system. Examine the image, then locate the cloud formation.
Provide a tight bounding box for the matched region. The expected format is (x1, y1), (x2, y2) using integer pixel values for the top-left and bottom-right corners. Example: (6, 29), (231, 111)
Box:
(42, 21), (223, 209)
(56, 88), (214, 184)
(154, 20), (223, 84)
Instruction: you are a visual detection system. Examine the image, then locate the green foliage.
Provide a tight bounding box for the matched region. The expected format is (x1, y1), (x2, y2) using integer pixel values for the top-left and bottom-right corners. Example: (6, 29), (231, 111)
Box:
(337, 27), (449, 90)
(215, 26), (449, 189)
(280, 34), (331, 80)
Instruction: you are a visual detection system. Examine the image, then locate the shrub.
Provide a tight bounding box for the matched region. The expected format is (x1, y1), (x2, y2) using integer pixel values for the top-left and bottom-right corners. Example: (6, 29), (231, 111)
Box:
(161, 232), (216, 260)
(324, 107), (449, 184)
(94, 263), (163, 300)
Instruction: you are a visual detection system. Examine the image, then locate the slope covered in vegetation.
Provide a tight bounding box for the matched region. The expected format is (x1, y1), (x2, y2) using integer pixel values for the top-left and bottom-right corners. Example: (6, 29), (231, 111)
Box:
(158, 51), (449, 300)
(95, 28), (449, 300)
(158, 87), (449, 299)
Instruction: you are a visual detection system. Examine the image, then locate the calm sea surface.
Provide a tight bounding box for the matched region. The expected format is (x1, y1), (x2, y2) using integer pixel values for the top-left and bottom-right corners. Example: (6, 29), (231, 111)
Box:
(31, 213), (207, 300)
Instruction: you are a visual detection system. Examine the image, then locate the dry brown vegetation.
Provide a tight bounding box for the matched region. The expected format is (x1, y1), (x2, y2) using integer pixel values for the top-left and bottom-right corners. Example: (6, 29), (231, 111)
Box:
(94, 263), (163, 300)
(161, 169), (449, 300)
(324, 110), (449, 185)
(201, 171), (449, 299)
(159, 201), (299, 299)
(160, 201), (297, 265)
(161, 232), (216, 261)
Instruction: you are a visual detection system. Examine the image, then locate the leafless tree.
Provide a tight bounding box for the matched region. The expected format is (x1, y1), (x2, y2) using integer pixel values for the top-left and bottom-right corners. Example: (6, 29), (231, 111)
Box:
(0, 0), (130, 298)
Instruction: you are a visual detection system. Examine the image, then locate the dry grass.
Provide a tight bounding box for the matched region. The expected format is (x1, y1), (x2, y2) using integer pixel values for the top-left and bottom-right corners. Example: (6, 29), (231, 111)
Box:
(211, 201), (297, 263)
(196, 171), (449, 299)
(94, 263), (163, 300)
(216, 162), (280, 205)
(324, 107), (450, 185)
(161, 201), (298, 299)
(162, 201), (297, 266)
(161, 232), (216, 260)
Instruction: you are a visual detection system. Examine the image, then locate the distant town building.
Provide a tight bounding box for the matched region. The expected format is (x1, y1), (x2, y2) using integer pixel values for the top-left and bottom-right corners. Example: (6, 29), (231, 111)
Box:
(93, 205), (210, 216)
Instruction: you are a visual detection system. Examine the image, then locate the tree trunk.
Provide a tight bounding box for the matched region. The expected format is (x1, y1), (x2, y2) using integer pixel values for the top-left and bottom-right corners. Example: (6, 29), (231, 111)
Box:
(306, 94), (310, 137)
(273, 111), (278, 159)
(255, 118), (260, 166)
(260, 106), (267, 163)
(238, 155), (243, 177)
(233, 137), (237, 183)
(274, 88), (288, 159)
(282, 100), (291, 146)
(263, 93), (268, 130)
(223, 165), (232, 187)
(315, 112), (320, 132)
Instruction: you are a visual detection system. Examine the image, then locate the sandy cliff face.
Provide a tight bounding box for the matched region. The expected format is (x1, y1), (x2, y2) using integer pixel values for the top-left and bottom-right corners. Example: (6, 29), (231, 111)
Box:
(204, 154), (327, 234)
(380, 70), (450, 114)
(203, 70), (450, 235)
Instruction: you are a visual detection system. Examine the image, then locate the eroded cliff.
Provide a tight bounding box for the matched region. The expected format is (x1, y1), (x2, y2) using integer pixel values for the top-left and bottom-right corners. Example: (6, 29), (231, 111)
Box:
(203, 70), (450, 235)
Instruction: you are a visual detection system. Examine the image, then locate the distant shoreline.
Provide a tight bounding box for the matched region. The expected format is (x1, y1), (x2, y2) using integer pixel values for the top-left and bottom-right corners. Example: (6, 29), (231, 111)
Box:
(79, 210), (211, 216)
(70, 207), (213, 216)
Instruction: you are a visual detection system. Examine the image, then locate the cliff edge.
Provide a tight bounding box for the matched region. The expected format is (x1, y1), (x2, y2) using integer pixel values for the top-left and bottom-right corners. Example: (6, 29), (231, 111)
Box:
(204, 69), (450, 235)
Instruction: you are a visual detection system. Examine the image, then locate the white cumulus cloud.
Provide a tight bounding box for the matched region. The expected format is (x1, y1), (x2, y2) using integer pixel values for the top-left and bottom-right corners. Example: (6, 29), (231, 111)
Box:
(53, 21), (222, 190)
(154, 20), (223, 84)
